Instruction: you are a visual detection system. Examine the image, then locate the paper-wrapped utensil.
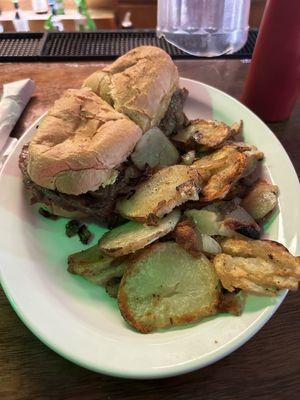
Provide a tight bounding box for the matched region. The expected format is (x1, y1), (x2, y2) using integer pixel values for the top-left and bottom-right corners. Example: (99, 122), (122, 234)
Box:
(0, 79), (35, 153)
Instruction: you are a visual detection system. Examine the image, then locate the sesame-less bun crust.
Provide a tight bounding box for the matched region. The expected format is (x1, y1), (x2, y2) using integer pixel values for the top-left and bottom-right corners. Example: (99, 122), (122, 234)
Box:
(83, 46), (179, 132)
(27, 88), (142, 195)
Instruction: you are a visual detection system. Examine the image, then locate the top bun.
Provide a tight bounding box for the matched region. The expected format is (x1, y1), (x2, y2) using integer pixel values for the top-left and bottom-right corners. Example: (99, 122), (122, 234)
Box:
(27, 88), (142, 195)
(83, 46), (179, 132)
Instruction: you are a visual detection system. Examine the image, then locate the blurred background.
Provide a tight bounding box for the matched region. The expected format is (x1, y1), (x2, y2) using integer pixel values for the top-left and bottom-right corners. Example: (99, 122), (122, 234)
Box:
(0, 0), (266, 32)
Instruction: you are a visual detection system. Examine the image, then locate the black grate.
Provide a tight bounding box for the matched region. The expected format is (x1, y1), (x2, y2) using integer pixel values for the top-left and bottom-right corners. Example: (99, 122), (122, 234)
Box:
(42, 30), (188, 59)
(0, 32), (43, 60)
(41, 30), (257, 60)
(0, 30), (258, 61)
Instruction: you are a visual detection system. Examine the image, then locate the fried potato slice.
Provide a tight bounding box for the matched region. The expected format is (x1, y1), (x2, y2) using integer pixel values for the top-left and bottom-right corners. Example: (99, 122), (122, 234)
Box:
(192, 145), (237, 176)
(68, 244), (113, 276)
(185, 200), (260, 239)
(131, 127), (179, 170)
(214, 238), (300, 295)
(191, 146), (247, 202)
(241, 179), (279, 220)
(190, 142), (264, 202)
(220, 237), (292, 261)
(220, 203), (261, 239)
(116, 165), (202, 224)
(68, 244), (125, 286)
(174, 219), (221, 256)
(200, 152), (246, 201)
(173, 119), (242, 150)
(184, 208), (221, 236)
(118, 242), (220, 333)
(99, 209), (181, 257)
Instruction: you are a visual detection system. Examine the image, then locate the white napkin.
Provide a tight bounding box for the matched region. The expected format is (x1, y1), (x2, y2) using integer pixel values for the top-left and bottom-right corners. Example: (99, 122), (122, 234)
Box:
(0, 79), (35, 153)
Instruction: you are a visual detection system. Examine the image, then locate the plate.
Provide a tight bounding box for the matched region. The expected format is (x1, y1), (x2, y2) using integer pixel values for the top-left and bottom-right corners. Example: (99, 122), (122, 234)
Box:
(0, 78), (299, 379)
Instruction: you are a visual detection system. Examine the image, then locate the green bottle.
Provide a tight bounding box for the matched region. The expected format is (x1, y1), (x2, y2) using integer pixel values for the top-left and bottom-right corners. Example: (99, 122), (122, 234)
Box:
(74, 0), (96, 31)
(44, 1), (64, 31)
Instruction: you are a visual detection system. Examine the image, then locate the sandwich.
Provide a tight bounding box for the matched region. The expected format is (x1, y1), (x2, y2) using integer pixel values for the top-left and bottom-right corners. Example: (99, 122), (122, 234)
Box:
(19, 88), (142, 223)
(19, 46), (188, 224)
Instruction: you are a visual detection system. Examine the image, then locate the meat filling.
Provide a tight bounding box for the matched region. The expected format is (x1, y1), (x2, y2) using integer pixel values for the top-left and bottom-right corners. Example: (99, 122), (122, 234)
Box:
(159, 88), (189, 136)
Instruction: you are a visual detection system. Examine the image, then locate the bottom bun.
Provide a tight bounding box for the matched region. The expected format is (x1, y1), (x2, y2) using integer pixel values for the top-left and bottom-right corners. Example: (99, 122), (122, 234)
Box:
(38, 202), (88, 219)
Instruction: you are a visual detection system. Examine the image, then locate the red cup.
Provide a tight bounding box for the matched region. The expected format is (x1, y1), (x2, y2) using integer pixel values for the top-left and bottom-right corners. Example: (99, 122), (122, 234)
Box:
(242, 0), (300, 121)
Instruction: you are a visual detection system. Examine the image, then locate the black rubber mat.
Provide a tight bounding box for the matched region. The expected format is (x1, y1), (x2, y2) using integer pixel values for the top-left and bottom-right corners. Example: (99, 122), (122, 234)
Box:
(0, 32), (43, 60)
(0, 29), (258, 62)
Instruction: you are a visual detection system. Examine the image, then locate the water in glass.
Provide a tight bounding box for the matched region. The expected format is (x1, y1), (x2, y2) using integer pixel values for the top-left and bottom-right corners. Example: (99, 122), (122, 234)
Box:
(157, 0), (251, 57)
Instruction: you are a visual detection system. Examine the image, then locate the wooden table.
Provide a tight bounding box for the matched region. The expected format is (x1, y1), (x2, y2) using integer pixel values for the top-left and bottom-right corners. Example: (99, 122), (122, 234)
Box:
(0, 61), (299, 400)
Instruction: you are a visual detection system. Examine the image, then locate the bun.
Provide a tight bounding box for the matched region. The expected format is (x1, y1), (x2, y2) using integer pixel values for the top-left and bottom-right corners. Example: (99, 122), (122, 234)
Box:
(83, 46), (179, 132)
(27, 88), (142, 195)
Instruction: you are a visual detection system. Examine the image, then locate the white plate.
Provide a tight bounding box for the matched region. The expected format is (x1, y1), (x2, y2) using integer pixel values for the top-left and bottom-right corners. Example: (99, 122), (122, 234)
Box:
(0, 78), (299, 379)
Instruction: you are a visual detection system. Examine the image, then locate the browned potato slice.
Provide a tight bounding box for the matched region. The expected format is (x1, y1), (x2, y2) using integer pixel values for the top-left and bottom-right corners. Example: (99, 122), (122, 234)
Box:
(241, 179), (279, 220)
(191, 143), (264, 203)
(116, 165), (202, 224)
(221, 204), (261, 239)
(185, 208), (222, 236)
(99, 210), (181, 257)
(192, 147), (247, 202)
(118, 242), (220, 333)
(131, 127), (179, 170)
(214, 254), (299, 295)
(200, 152), (247, 202)
(214, 238), (300, 295)
(173, 119), (242, 150)
(174, 219), (221, 256)
(192, 144), (237, 175)
(68, 244), (113, 276)
(185, 201), (261, 239)
(68, 244), (125, 286)
(220, 237), (292, 261)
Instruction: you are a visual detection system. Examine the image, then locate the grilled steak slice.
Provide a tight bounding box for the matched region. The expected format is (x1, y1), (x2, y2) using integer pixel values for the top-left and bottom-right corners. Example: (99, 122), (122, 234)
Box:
(159, 88), (189, 136)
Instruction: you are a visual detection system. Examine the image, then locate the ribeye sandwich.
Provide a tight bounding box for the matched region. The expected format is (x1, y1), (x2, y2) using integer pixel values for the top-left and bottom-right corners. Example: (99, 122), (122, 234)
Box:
(20, 88), (142, 222)
(19, 46), (188, 224)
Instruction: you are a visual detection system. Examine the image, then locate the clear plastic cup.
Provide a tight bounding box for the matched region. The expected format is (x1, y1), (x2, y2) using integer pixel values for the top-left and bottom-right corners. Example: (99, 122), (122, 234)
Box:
(157, 0), (251, 57)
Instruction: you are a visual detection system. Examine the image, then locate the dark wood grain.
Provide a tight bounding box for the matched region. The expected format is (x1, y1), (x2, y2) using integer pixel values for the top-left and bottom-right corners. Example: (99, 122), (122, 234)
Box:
(0, 60), (299, 400)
